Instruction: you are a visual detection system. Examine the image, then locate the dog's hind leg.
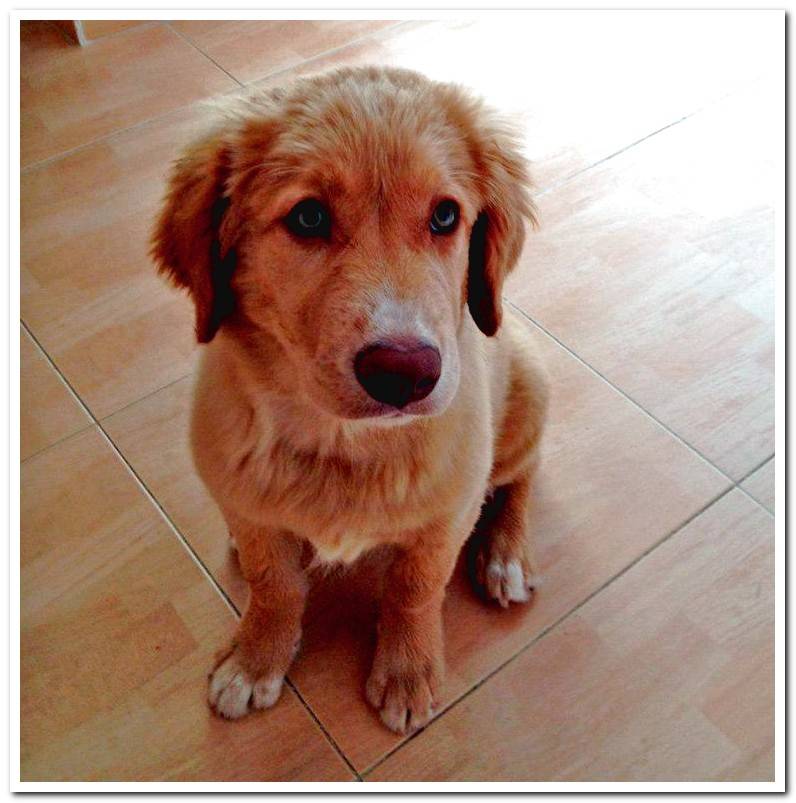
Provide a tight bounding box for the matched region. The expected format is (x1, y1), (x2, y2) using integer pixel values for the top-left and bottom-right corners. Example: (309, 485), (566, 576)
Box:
(471, 340), (548, 607)
(471, 468), (542, 607)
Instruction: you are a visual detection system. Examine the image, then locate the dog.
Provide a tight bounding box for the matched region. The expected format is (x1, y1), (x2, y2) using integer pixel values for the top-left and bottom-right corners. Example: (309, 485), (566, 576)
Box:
(152, 66), (549, 734)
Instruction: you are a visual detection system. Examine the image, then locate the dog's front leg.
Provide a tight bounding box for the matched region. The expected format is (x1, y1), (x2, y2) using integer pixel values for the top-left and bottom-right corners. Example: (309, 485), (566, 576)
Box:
(208, 517), (307, 719)
(366, 529), (460, 734)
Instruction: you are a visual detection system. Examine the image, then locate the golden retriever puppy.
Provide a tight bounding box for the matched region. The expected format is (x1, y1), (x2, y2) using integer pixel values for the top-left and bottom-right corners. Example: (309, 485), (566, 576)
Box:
(152, 66), (548, 734)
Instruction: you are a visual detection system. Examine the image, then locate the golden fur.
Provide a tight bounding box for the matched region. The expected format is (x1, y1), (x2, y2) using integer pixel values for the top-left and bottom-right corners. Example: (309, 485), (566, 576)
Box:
(152, 66), (549, 733)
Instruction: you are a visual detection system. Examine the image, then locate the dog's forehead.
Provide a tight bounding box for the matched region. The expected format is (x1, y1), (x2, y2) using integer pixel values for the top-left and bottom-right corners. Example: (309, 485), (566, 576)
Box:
(288, 139), (455, 206)
(268, 79), (474, 191)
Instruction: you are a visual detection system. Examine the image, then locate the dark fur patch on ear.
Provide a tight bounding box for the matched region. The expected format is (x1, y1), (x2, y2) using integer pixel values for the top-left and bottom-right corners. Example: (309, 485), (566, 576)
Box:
(204, 197), (237, 343)
(151, 135), (240, 344)
(467, 213), (500, 337)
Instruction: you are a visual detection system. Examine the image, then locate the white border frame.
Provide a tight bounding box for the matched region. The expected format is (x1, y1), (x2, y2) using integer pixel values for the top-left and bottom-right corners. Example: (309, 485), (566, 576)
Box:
(10, 6), (786, 794)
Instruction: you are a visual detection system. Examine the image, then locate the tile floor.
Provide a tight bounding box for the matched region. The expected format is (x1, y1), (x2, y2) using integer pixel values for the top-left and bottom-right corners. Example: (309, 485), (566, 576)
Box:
(19, 17), (779, 783)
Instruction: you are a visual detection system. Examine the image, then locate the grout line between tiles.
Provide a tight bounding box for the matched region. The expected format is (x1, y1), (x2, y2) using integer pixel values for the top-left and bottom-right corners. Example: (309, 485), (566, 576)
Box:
(736, 454), (775, 485)
(168, 19), (412, 91)
(507, 301), (740, 485)
(97, 427), (241, 613)
(20, 323), (95, 461)
(734, 485), (775, 517)
(97, 370), (194, 423)
(507, 301), (775, 519)
(733, 455), (776, 516)
(20, 328), (195, 461)
(164, 22), (244, 87)
(536, 111), (698, 199)
(20, 320), (238, 617)
(21, 423), (95, 464)
(362, 482), (738, 778)
(535, 71), (773, 201)
(284, 677), (363, 781)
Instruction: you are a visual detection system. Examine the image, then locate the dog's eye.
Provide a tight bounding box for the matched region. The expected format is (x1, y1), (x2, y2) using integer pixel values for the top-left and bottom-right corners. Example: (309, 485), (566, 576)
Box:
(429, 199), (460, 235)
(285, 199), (331, 238)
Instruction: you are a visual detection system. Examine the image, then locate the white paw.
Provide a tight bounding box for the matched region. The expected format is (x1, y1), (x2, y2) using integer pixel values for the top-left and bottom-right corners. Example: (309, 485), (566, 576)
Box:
(485, 559), (539, 608)
(208, 652), (284, 719)
(252, 675), (283, 709)
(228, 534), (238, 553)
(366, 664), (439, 734)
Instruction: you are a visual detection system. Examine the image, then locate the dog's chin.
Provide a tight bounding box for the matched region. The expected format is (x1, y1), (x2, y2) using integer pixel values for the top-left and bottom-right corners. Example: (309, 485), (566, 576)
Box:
(304, 390), (447, 428)
(359, 400), (438, 427)
(335, 387), (458, 427)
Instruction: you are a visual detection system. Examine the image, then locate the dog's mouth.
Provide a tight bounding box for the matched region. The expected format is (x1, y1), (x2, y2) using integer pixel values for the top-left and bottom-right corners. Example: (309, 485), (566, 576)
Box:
(343, 397), (437, 424)
(369, 398), (434, 420)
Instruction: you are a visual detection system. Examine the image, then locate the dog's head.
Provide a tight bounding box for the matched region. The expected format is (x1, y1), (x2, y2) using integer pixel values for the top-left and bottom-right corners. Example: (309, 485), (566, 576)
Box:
(152, 67), (535, 422)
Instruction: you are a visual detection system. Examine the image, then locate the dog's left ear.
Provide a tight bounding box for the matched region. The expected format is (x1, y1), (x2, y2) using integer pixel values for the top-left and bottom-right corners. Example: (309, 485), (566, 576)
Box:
(151, 131), (239, 344)
(466, 117), (537, 337)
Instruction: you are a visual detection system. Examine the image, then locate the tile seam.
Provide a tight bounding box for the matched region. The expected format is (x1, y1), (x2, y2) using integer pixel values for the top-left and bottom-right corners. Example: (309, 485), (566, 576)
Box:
(20, 321), (237, 616)
(506, 300), (750, 487)
(164, 21), (244, 88)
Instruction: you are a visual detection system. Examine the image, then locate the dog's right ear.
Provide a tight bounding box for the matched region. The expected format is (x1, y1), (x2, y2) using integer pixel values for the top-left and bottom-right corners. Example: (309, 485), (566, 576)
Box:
(151, 133), (238, 343)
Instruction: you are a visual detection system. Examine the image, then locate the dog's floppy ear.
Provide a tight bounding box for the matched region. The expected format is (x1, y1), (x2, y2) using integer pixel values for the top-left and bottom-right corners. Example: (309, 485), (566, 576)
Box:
(151, 133), (238, 344)
(466, 117), (537, 337)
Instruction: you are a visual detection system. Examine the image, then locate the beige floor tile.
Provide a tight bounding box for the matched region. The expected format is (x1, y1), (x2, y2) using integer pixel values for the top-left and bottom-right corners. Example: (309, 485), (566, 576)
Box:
(169, 20), (399, 84)
(508, 77), (777, 481)
(369, 489), (774, 781)
(21, 21), (237, 166)
(742, 458), (775, 513)
(21, 326), (90, 460)
(104, 318), (729, 770)
(251, 15), (780, 191)
(21, 428), (352, 781)
(20, 105), (223, 418)
(79, 20), (146, 40)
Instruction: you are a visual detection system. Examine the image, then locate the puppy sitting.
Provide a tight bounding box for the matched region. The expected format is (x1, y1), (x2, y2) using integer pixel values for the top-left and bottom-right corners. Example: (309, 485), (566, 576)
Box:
(152, 66), (549, 734)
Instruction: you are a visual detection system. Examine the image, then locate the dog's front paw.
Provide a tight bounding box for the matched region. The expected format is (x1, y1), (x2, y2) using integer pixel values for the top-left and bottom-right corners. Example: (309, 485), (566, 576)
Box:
(366, 652), (441, 734)
(208, 648), (285, 719)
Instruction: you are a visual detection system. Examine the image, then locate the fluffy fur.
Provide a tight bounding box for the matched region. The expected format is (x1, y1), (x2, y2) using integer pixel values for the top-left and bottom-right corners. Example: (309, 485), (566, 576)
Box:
(152, 66), (549, 734)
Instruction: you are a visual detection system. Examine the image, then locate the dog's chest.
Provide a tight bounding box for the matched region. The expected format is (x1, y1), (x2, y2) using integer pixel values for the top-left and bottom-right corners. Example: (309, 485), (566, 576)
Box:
(309, 533), (377, 566)
(229, 423), (437, 540)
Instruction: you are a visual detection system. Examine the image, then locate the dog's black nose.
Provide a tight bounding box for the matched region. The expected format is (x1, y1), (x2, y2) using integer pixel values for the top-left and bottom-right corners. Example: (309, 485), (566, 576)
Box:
(354, 341), (442, 409)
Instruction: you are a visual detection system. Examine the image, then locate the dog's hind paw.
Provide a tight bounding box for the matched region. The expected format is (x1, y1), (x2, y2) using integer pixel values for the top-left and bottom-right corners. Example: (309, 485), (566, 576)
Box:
(482, 557), (540, 608)
(471, 530), (542, 609)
